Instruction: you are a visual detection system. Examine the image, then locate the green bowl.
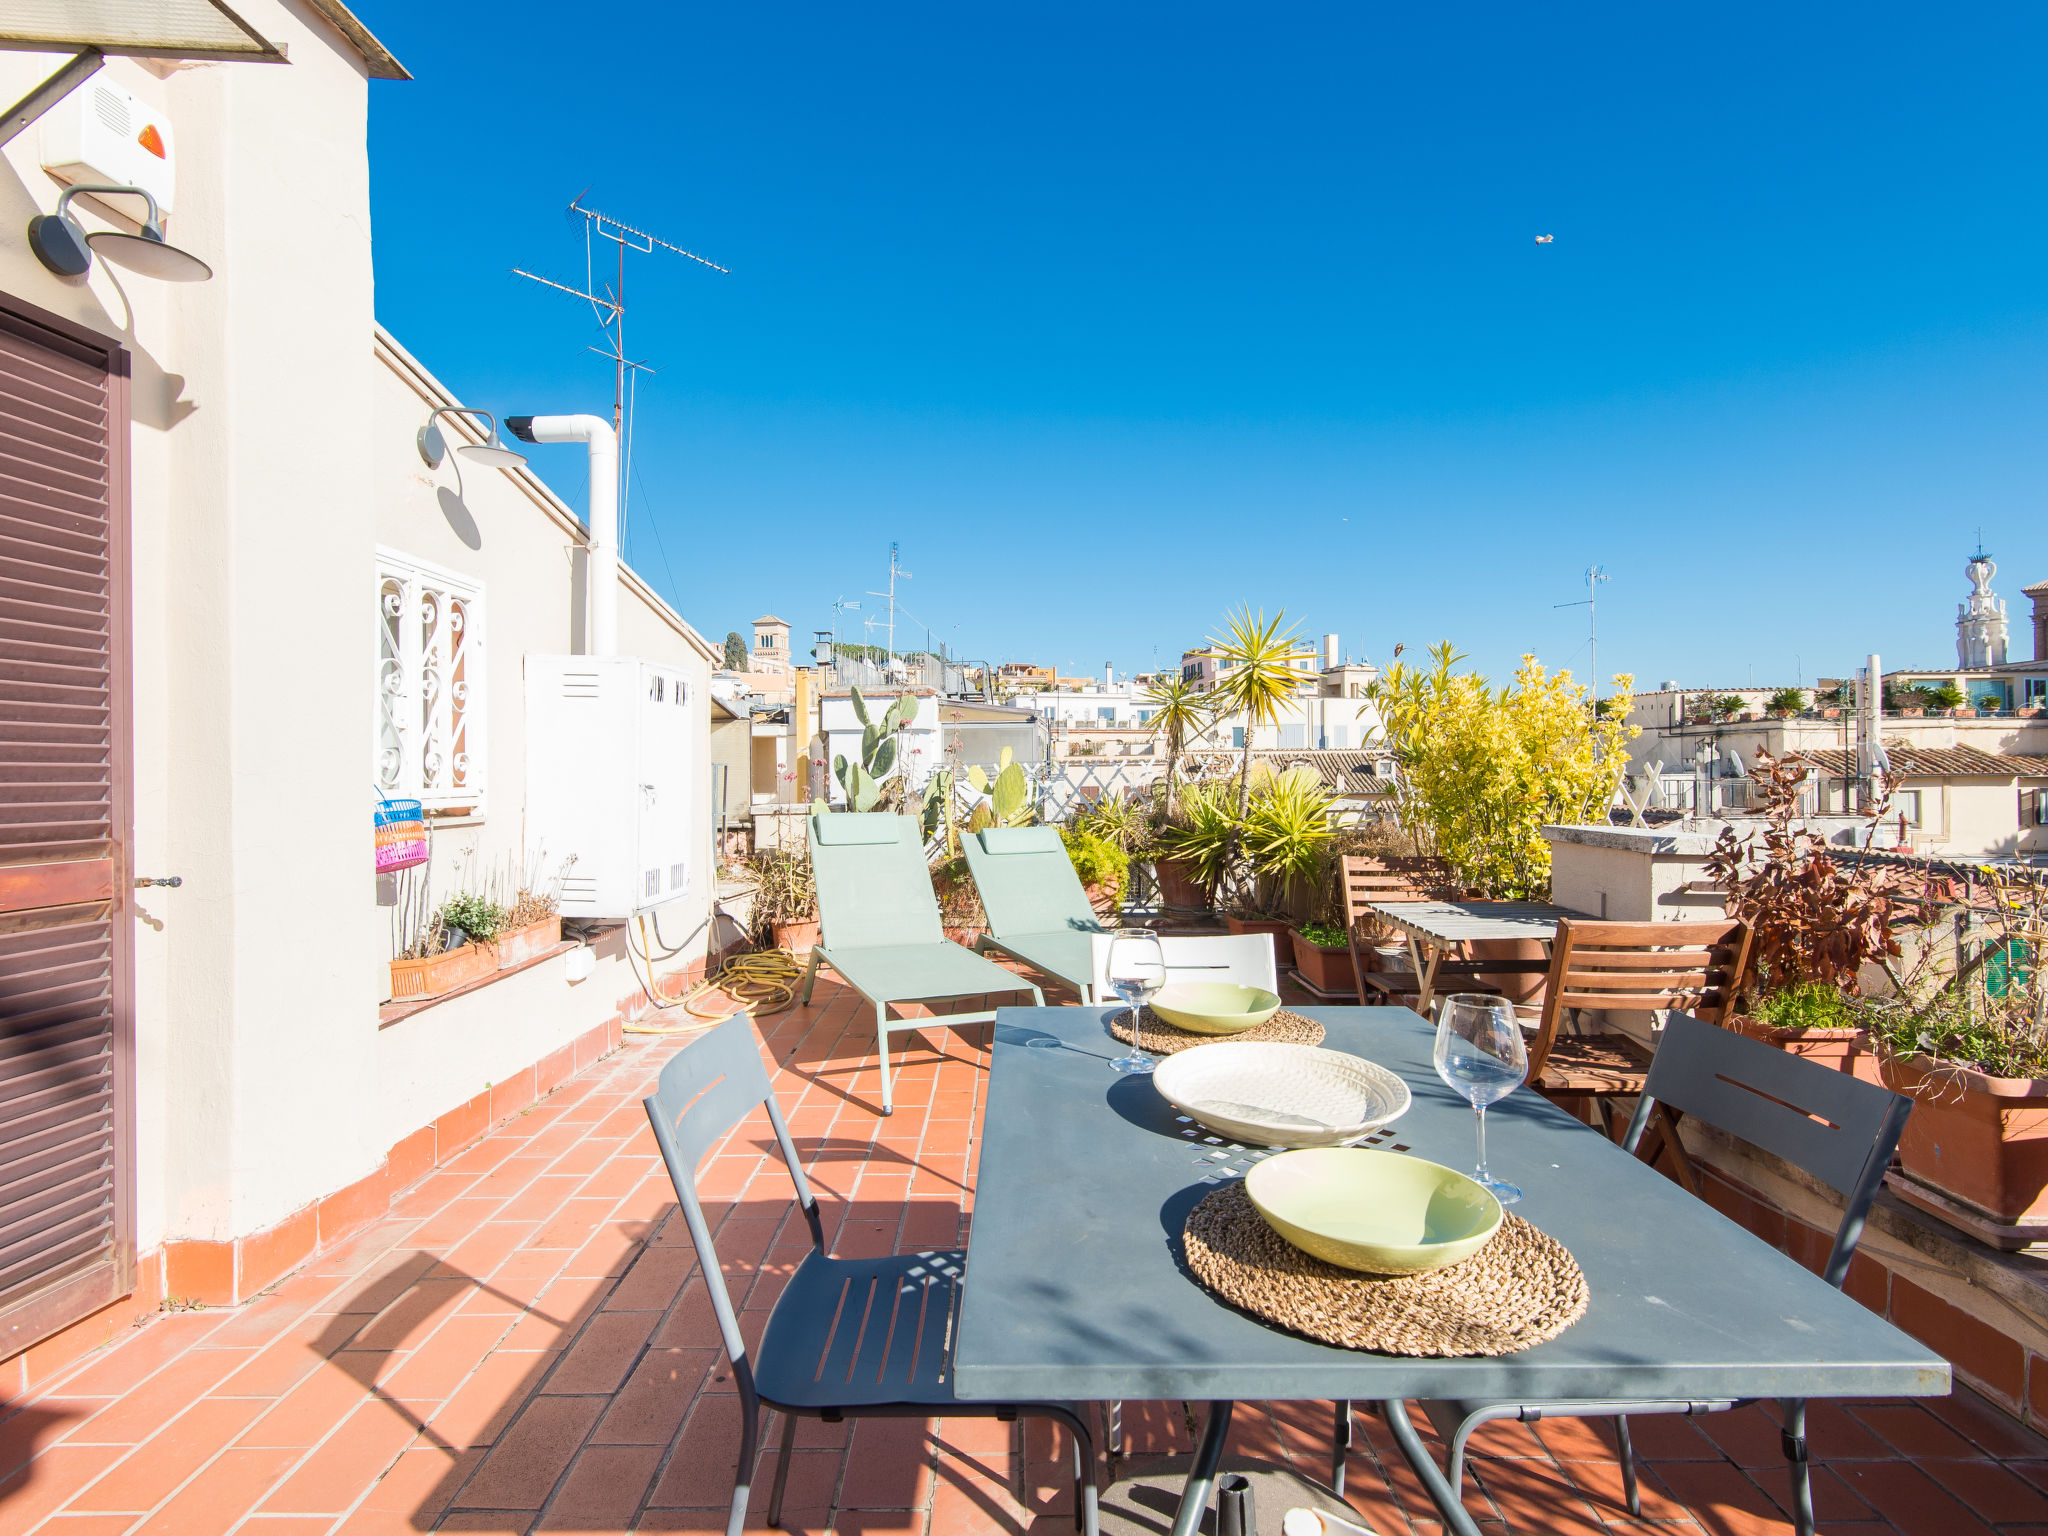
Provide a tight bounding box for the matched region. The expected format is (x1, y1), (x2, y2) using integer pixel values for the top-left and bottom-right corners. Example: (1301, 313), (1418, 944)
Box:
(1245, 1148), (1503, 1274)
(1148, 981), (1283, 1035)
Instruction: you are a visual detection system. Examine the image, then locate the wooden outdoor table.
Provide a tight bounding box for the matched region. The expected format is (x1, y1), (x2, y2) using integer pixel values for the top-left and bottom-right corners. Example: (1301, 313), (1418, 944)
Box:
(1364, 899), (1589, 1014)
(954, 1005), (1947, 1536)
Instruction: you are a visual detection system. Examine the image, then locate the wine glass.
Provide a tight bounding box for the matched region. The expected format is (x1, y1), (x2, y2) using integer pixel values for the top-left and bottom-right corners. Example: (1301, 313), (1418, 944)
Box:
(1105, 928), (1168, 1075)
(1433, 993), (1528, 1205)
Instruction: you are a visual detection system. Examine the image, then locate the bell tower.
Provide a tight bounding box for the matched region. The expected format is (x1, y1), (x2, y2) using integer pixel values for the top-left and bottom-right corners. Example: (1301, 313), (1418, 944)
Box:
(1957, 552), (2009, 669)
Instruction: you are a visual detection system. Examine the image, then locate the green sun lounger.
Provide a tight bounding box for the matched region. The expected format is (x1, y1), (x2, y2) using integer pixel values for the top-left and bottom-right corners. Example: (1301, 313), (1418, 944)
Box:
(960, 825), (1108, 1003)
(800, 812), (1043, 1115)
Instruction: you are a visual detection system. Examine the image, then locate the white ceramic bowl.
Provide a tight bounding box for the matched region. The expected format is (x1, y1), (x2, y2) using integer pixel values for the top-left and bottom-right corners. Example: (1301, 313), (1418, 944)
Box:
(1149, 981), (1283, 1035)
(1246, 1147), (1502, 1274)
(1152, 1042), (1411, 1148)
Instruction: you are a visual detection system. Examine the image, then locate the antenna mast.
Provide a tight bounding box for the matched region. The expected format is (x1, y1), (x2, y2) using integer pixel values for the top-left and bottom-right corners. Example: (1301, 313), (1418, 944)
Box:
(1554, 564), (1612, 709)
(867, 543), (912, 664)
(511, 194), (726, 546)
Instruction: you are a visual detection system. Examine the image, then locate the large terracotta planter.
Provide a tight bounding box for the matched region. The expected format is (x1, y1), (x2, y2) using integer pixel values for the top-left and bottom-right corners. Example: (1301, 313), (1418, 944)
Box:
(389, 941), (495, 1002)
(1881, 1052), (2048, 1225)
(492, 916), (561, 970)
(1154, 856), (1212, 916)
(1468, 937), (1547, 1008)
(1729, 1016), (1882, 1085)
(773, 919), (821, 956)
(1290, 930), (1356, 997)
(1225, 914), (1293, 976)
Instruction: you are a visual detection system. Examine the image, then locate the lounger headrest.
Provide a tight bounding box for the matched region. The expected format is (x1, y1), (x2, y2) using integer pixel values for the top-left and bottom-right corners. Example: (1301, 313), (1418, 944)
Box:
(812, 814), (908, 845)
(977, 826), (1064, 855)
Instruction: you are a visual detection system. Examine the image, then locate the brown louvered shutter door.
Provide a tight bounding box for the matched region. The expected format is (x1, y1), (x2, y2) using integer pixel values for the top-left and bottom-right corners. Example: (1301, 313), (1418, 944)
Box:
(0, 294), (133, 1359)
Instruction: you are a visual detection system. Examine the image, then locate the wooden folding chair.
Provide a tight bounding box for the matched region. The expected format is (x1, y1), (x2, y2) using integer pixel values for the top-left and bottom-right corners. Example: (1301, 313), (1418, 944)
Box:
(1340, 856), (1503, 1008)
(1527, 916), (1753, 1187)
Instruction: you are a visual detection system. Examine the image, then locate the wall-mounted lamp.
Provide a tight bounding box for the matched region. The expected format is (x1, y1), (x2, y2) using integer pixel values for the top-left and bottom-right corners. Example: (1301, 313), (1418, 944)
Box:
(28, 183), (212, 282)
(416, 408), (528, 471)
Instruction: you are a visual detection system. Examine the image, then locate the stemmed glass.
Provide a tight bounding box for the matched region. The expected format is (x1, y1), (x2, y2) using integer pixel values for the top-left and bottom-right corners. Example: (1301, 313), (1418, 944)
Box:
(1432, 993), (1528, 1205)
(1105, 928), (1168, 1076)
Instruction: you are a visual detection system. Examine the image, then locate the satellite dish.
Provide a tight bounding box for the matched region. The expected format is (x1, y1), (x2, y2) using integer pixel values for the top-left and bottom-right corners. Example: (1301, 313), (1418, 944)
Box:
(1725, 750), (1746, 778)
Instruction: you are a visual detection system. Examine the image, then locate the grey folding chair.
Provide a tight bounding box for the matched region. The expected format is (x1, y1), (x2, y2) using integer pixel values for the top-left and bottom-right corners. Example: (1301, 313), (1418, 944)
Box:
(1332, 1012), (1913, 1536)
(644, 1013), (1100, 1536)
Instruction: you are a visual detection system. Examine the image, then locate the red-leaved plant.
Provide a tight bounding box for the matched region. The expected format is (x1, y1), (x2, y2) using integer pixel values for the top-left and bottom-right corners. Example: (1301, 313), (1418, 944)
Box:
(1705, 749), (1902, 1006)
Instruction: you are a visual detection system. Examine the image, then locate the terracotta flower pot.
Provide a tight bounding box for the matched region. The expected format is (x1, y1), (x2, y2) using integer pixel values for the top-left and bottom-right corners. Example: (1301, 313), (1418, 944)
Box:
(389, 941), (495, 1002)
(773, 919), (821, 956)
(1153, 856), (1212, 916)
(1728, 1016), (1882, 1085)
(1225, 914), (1293, 976)
(1290, 929), (1356, 997)
(492, 915), (561, 970)
(1881, 1052), (2048, 1225)
(1082, 881), (1124, 921)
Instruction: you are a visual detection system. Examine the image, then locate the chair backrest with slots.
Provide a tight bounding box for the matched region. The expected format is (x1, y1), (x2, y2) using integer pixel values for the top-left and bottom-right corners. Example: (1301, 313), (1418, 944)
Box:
(643, 1014), (822, 1391)
(1627, 1012), (1910, 1287)
(1529, 917), (1753, 1078)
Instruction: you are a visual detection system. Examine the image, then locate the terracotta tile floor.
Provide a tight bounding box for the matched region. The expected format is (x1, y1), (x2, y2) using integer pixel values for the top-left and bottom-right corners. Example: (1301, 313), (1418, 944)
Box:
(0, 973), (2038, 1535)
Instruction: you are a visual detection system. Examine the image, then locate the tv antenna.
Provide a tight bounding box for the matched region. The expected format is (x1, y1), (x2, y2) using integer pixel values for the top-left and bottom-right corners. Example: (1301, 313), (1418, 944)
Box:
(831, 596), (861, 648)
(866, 542), (912, 663)
(1554, 564), (1612, 709)
(512, 193), (727, 547)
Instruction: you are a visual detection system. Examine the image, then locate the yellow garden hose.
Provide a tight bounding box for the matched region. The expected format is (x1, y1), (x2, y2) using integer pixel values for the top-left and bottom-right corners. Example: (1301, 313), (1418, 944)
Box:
(622, 944), (807, 1035)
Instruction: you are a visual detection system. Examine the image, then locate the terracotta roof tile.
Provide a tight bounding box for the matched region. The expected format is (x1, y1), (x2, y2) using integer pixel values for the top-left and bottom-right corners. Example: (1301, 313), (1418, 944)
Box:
(1797, 744), (2048, 778)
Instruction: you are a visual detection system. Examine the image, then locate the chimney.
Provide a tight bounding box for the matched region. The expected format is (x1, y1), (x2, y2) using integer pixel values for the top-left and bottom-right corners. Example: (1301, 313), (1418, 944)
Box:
(1322, 633), (1339, 671)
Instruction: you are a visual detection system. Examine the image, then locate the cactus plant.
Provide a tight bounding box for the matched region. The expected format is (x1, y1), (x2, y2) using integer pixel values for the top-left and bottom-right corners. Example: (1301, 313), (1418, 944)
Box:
(834, 685), (919, 811)
(963, 747), (1034, 831)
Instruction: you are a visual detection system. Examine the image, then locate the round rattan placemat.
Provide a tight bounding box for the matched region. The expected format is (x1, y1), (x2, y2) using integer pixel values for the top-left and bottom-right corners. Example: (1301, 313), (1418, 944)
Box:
(1183, 1181), (1587, 1356)
(1108, 1006), (1324, 1053)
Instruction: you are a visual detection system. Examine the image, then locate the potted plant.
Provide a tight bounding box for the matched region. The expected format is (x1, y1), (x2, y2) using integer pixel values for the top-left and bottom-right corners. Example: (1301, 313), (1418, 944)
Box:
(1155, 779), (1235, 918)
(1707, 749), (1901, 1077)
(389, 890), (503, 1001)
(1766, 687), (1807, 719)
(931, 853), (987, 945)
(1060, 825), (1129, 921)
(487, 854), (570, 969)
(750, 848), (819, 954)
(1289, 920), (1354, 996)
(1225, 767), (1335, 975)
(1732, 980), (1880, 1083)
(1857, 866), (2048, 1234)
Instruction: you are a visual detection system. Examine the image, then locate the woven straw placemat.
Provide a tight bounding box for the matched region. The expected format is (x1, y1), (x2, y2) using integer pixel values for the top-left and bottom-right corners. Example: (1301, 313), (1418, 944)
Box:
(1107, 1006), (1324, 1054)
(1183, 1181), (1587, 1356)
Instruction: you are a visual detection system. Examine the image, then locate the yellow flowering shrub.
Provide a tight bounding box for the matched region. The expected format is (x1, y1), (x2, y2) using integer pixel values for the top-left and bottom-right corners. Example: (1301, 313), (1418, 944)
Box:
(1365, 643), (1638, 899)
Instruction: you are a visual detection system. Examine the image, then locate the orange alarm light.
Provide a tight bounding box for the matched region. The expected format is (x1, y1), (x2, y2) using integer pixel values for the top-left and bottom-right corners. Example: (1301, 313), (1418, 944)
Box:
(137, 124), (166, 159)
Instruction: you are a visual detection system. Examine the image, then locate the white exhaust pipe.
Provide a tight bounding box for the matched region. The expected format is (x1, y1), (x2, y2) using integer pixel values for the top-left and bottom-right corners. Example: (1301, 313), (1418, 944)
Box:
(507, 414), (619, 656)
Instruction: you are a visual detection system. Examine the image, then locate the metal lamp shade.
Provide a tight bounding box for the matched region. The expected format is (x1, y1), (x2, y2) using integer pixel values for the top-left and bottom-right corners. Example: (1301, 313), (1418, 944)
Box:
(86, 228), (213, 281)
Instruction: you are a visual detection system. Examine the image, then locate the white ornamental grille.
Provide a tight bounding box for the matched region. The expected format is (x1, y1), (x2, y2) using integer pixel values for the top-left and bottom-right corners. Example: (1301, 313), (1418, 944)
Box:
(375, 552), (486, 813)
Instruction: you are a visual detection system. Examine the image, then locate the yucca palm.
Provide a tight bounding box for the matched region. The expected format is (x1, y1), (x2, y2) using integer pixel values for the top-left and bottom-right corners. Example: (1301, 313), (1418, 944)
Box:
(1205, 607), (1313, 815)
(1141, 674), (1212, 819)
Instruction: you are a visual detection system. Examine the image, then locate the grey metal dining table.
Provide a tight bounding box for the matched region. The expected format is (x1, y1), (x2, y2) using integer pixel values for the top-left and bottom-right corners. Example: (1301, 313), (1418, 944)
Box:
(1366, 899), (1587, 1013)
(952, 1005), (1949, 1536)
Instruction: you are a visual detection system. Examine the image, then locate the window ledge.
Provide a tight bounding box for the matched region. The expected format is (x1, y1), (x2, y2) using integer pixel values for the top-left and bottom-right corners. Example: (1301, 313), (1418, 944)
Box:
(379, 939), (580, 1028)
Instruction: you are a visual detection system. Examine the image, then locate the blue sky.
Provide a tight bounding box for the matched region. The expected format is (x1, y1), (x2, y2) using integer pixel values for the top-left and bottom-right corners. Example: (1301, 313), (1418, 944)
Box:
(358, 3), (2048, 691)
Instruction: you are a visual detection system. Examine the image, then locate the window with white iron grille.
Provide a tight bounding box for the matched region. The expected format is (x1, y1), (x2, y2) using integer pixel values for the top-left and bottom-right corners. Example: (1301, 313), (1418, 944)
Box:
(374, 550), (486, 814)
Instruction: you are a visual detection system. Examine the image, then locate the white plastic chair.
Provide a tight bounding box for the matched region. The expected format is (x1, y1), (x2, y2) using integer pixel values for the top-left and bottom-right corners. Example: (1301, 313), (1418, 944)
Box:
(1087, 932), (1279, 1001)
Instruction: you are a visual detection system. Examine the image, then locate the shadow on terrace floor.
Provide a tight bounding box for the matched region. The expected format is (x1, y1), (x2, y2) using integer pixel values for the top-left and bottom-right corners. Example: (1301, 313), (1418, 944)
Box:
(0, 973), (2044, 1534)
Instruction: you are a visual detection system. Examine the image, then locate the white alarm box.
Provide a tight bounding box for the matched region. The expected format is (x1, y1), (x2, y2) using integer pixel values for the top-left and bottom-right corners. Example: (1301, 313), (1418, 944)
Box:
(40, 77), (177, 218)
(525, 655), (696, 918)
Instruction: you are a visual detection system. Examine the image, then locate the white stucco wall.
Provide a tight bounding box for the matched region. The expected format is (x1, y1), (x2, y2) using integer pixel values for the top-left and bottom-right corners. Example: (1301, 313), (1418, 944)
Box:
(0, 4), (719, 1260)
